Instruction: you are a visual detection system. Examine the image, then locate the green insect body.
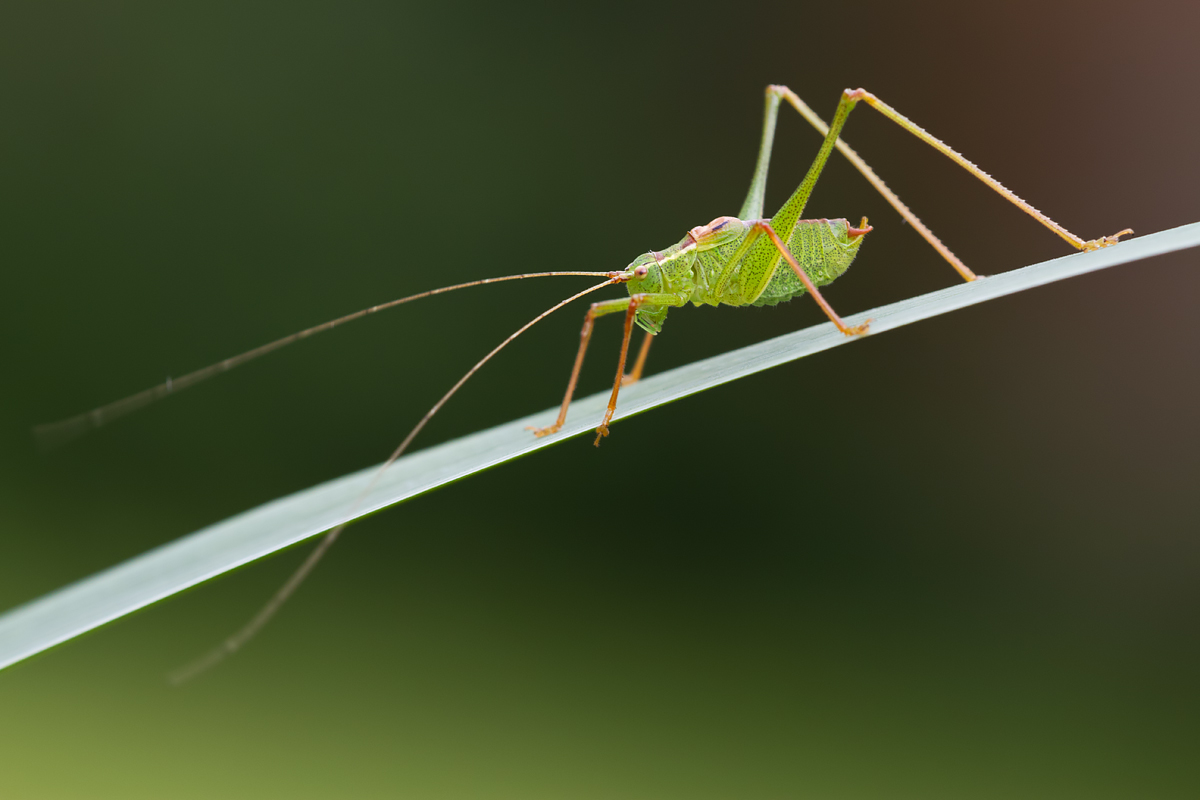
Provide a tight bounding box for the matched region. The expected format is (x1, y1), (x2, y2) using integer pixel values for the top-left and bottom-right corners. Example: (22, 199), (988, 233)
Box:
(611, 85), (869, 338)
(627, 216), (869, 335)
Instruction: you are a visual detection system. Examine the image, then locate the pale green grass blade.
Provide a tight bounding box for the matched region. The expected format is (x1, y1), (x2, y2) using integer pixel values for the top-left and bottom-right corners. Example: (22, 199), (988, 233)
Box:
(2, 221), (1198, 672)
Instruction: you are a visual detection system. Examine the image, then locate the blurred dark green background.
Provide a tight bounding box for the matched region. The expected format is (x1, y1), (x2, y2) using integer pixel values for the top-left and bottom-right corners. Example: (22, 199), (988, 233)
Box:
(2, 0), (1198, 797)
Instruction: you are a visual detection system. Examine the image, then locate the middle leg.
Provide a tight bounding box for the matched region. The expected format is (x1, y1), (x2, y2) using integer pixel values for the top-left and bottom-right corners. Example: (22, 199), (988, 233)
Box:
(621, 331), (653, 387)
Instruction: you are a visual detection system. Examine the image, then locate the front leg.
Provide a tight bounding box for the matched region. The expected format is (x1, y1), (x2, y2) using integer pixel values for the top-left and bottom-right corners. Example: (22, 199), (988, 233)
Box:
(528, 296), (633, 438)
(530, 293), (683, 442)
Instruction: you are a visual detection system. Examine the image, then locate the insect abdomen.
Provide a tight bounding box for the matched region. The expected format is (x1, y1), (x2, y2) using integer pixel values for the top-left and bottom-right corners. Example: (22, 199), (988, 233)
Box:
(751, 218), (865, 307)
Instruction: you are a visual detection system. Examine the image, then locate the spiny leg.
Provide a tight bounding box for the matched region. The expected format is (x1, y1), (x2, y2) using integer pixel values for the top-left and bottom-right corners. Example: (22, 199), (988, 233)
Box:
(742, 85), (977, 281)
(766, 84), (978, 282)
(621, 331), (653, 387)
(741, 85), (1131, 284)
(847, 88), (1131, 251)
(779, 85), (1131, 254)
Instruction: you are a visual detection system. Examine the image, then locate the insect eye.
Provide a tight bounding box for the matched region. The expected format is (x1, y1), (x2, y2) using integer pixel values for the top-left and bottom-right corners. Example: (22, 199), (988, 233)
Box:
(634, 265), (649, 278)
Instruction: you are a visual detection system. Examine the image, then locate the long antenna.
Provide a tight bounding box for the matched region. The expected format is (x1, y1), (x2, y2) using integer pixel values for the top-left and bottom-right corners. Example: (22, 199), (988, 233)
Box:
(34, 270), (623, 450)
(168, 273), (629, 684)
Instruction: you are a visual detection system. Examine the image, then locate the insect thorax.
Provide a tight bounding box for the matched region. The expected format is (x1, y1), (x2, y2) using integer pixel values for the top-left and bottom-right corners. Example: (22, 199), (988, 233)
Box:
(625, 240), (699, 334)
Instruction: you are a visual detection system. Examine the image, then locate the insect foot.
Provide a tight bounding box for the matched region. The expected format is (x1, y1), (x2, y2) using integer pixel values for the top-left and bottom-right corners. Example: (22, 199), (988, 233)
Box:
(844, 319), (872, 337)
(1082, 228), (1135, 251)
(526, 424), (561, 438)
(593, 424), (610, 447)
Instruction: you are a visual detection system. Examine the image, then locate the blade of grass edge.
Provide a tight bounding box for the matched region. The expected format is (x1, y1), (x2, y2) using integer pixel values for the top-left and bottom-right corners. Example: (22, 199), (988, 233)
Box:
(3, 221), (1198, 672)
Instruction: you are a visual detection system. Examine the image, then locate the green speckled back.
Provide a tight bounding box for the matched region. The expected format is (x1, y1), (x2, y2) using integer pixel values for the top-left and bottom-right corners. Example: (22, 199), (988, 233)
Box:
(751, 218), (865, 307)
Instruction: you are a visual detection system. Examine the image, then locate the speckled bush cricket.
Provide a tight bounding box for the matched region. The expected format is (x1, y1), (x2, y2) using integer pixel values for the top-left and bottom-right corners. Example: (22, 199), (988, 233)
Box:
(36, 86), (1133, 680)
